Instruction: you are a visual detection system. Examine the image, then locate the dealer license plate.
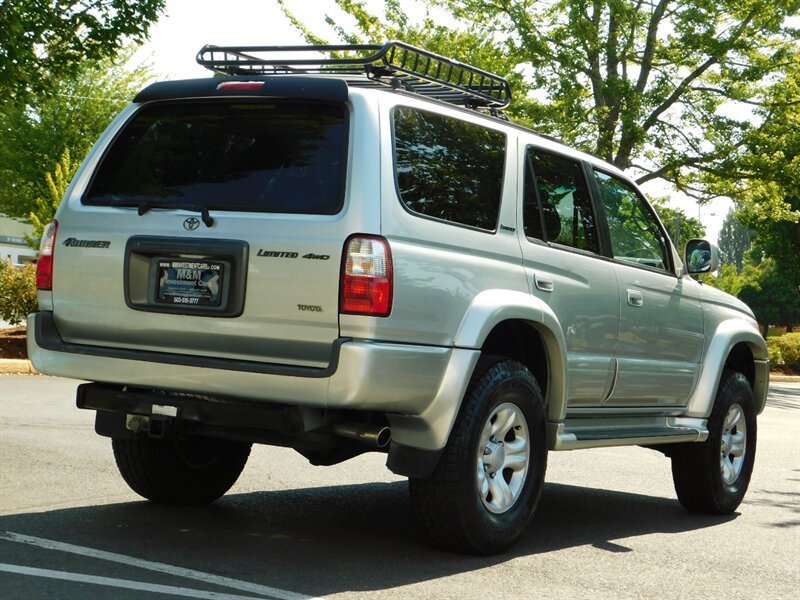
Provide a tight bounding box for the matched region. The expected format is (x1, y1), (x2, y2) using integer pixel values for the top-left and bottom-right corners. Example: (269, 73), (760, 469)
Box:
(155, 259), (225, 307)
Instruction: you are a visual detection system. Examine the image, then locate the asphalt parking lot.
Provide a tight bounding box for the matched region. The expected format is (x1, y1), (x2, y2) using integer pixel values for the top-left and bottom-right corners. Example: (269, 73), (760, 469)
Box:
(1, 376), (798, 599)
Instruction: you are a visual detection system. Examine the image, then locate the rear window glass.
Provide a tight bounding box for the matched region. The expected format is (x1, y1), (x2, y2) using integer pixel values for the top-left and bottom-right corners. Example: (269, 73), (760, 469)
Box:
(85, 101), (347, 215)
(393, 107), (506, 231)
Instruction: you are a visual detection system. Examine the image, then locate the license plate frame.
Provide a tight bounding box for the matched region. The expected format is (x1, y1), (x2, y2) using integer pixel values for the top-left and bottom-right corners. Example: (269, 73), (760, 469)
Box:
(152, 258), (228, 308)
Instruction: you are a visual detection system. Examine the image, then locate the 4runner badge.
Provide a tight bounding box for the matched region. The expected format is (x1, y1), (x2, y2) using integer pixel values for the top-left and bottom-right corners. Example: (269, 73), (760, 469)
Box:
(62, 237), (110, 248)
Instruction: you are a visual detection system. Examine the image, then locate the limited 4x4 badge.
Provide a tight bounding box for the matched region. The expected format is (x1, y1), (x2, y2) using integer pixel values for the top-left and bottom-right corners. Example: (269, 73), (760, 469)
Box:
(257, 249), (330, 260)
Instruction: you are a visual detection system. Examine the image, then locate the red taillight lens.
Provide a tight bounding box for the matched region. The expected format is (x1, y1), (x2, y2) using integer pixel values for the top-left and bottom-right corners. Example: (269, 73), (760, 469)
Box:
(340, 236), (393, 317)
(36, 220), (58, 290)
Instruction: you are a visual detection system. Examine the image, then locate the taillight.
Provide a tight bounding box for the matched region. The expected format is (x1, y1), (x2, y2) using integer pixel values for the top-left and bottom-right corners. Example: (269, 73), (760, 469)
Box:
(340, 236), (393, 317)
(36, 220), (58, 290)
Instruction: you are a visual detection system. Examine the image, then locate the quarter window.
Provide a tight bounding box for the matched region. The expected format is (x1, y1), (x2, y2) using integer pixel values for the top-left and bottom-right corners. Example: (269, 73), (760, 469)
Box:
(593, 170), (670, 271)
(393, 107), (506, 231)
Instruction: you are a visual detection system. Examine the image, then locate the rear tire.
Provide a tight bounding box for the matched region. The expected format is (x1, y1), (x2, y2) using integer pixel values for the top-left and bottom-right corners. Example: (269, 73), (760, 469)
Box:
(410, 356), (548, 555)
(113, 435), (251, 505)
(671, 370), (757, 514)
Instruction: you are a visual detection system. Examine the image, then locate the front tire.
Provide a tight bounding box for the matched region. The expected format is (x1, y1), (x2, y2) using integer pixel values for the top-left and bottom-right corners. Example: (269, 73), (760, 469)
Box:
(113, 435), (251, 505)
(671, 370), (757, 514)
(410, 356), (548, 555)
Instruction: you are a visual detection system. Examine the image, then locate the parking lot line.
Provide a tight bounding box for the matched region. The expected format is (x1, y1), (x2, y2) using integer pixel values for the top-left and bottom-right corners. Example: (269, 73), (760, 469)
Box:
(1, 532), (318, 600)
(0, 563), (268, 599)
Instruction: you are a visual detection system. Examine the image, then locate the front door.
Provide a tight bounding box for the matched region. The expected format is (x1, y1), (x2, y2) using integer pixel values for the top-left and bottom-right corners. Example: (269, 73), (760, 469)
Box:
(591, 169), (704, 407)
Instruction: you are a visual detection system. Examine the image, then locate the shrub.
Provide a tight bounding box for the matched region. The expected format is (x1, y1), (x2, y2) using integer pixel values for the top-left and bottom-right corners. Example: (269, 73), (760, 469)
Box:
(768, 333), (800, 373)
(0, 259), (38, 326)
(768, 343), (784, 368)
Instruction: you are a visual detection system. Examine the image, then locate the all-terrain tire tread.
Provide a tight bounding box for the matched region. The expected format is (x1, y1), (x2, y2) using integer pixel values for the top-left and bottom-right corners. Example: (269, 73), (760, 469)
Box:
(671, 370), (756, 514)
(410, 355), (547, 554)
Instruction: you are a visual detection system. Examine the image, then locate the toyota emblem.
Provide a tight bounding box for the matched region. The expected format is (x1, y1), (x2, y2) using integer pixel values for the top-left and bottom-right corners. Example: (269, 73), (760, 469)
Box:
(183, 217), (200, 231)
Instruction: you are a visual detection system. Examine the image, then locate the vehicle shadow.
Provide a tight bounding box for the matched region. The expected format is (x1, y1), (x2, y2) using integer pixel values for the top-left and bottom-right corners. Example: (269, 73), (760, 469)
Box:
(766, 383), (800, 410)
(0, 480), (737, 597)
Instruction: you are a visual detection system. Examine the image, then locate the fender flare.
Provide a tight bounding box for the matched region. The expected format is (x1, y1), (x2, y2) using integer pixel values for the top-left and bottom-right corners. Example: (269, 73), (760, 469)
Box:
(389, 289), (568, 453)
(686, 318), (770, 417)
(454, 290), (568, 421)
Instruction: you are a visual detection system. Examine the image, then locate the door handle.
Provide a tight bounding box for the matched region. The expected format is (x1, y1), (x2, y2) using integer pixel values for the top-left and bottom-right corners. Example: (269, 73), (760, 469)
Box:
(627, 289), (643, 307)
(535, 274), (554, 292)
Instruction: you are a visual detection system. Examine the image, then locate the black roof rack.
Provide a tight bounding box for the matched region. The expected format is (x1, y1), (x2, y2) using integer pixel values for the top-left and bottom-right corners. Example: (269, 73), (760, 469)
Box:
(196, 41), (511, 110)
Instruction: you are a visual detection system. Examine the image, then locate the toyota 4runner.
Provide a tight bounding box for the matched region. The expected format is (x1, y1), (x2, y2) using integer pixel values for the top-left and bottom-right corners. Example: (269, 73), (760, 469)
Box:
(27, 41), (769, 554)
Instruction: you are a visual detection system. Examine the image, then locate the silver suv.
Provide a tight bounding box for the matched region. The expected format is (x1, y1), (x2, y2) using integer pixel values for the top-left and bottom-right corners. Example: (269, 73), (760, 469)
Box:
(28, 42), (769, 554)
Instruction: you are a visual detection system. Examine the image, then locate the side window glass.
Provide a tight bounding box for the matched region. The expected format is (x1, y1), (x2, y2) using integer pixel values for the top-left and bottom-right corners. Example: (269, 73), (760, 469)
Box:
(523, 154), (544, 240)
(524, 149), (599, 253)
(393, 107), (506, 231)
(593, 170), (670, 271)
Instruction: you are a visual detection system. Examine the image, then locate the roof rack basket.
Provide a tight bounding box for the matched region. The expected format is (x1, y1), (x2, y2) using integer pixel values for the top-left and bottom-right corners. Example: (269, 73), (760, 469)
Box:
(196, 41), (511, 109)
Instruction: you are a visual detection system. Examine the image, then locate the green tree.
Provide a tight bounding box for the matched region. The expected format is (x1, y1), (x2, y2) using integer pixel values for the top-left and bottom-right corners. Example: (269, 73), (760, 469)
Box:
(711, 60), (800, 290)
(710, 258), (800, 335)
(717, 209), (753, 272)
(27, 150), (78, 247)
(0, 0), (165, 103)
(751, 202), (800, 293)
(0, 51), (153, 221)
(282, 0), (799, 202)
(651, 198), (705, 252)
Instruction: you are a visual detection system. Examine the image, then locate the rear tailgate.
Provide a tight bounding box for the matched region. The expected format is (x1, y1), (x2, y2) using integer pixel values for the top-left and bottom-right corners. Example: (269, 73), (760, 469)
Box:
(48, 82), (378, 369)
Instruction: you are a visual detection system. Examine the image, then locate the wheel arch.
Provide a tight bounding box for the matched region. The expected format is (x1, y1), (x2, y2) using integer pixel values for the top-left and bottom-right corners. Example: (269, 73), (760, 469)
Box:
(686, 319), (769, 417)
(453, 289), (568, 422)
(388, 290), (567, 474)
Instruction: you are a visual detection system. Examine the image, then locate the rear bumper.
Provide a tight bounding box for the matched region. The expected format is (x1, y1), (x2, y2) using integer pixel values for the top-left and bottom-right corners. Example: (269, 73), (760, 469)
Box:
(27, 311), (456, 416)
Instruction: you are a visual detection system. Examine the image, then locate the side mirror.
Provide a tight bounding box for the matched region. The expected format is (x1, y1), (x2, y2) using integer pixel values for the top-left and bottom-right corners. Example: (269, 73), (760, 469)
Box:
(684, 238), (719, 274)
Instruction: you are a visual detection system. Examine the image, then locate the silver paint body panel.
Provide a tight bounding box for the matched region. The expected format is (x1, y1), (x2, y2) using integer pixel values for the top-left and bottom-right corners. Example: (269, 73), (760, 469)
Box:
(29, 80), (768, 454)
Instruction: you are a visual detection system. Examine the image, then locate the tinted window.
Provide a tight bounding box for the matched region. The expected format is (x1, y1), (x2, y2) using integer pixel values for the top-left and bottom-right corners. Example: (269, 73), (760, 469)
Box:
(85, 101), (347, 214)
(593, 170), (670, 271)
(524, 149), (599, 253)
(394, 107), (505, 231)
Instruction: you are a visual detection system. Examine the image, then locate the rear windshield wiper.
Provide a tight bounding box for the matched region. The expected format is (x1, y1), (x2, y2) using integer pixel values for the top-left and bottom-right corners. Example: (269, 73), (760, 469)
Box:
(136, 203), (215, 227)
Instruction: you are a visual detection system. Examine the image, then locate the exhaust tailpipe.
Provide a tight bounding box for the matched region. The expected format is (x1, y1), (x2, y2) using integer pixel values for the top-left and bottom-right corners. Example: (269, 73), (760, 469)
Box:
(332, 423), (391, 448)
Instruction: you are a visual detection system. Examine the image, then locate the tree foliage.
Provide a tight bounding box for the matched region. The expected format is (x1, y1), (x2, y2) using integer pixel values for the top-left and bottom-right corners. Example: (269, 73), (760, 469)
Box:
(651, 198), (705, 252)
(282, 0), (800, 202)
(717, 209), (753, 272)
(27, 150), (78, 248)
(0, 51), (153, 221)
(712, 57), (800, 221)
(0, 0), (164, 103)
(710, 60), (800, 290)
(748, 203), (800, 295)
(711, 258), (800, 333)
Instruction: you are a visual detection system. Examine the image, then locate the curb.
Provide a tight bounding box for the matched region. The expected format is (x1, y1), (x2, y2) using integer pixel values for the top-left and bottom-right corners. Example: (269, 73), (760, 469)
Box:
(770, 374), (800, 383)
(0, 359), (38, 375)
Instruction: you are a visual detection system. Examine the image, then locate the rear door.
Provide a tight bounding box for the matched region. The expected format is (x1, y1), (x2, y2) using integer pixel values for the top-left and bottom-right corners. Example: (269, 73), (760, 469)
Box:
(519, 146), (619, 408)
(52, 87), (376, 368)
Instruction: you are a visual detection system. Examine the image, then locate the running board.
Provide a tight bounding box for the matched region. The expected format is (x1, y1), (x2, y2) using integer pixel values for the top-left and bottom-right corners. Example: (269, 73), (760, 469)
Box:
(549, 416), (708, 451)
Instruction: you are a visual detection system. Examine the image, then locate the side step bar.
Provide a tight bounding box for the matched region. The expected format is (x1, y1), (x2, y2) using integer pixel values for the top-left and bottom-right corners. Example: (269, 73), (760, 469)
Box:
(549, 416), (709, 451)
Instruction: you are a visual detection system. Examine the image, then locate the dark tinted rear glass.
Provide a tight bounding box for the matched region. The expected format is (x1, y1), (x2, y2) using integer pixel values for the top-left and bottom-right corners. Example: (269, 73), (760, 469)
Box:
(393, 107), (506, 231)
(85, 101), (347, 214)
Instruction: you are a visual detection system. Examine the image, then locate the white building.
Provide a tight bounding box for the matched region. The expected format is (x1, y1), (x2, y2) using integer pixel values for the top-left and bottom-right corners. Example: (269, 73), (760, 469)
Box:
(0, 215), (37, 265)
